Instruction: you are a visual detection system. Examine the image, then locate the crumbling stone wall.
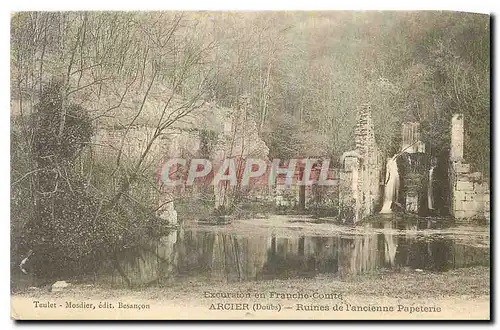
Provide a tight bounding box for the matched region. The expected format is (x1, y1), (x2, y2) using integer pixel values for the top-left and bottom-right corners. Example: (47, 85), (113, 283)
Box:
(93, 95), (271, 220)
(91, 101), (224, 226)
(449, 114), (490, 222)
(93, 125), (201, 225)
(339, 105), (383, 222)
(212, 95), (270, 210)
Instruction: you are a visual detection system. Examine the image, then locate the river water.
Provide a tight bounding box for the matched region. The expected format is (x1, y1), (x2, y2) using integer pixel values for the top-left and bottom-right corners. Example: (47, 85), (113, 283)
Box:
(98, 216), (489, 286)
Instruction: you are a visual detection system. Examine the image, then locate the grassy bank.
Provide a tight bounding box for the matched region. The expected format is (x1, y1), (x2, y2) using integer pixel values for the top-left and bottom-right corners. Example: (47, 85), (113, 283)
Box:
(11, 266), (490, 320)
(13, 266), (489, 300)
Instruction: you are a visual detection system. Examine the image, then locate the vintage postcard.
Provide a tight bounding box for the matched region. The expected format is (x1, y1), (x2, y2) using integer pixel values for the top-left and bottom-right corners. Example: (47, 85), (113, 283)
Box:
(10, 11), (490, 320)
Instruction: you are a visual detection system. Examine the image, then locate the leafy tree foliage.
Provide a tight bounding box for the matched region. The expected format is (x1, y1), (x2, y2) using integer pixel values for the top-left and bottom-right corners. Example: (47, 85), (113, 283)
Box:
(17, 82), (169, 279)
(206, 12), (489, 175)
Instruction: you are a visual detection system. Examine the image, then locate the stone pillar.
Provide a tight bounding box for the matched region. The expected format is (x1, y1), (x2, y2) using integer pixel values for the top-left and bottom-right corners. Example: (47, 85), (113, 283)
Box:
(449, 114), (490, 222)
(353, 105), (382, 221)
(338, 105), (383, 222)
(450, 114), (464, 161)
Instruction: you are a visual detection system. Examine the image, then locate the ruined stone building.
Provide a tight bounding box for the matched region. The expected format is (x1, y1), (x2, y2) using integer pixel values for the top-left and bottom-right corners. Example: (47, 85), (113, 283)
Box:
(449, 114), (490, 222)
(339, 105), (383, 222)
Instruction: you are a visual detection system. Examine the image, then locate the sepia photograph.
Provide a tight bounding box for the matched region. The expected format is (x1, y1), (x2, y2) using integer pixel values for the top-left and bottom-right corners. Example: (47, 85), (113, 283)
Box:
(9, 10), (490, 320)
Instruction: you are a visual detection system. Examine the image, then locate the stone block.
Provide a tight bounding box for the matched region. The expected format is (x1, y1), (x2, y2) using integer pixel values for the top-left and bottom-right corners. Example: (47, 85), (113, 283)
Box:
(463, 210), (477, 218)
(462, 200), (479, 211)
(468, 172), (482, 181)
(454, 208), (479, 219)
(454, 162), (470, 173)
(456, 180), (473, 191)
(454, 199), (464, 211)
(464, 192), (475, 201)
(454, 190), (466, 202)
(473, 182), (489, 194)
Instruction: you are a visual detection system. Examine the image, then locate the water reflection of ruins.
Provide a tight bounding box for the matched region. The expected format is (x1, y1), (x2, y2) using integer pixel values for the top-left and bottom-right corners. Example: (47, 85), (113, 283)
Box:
(101, 222), (488, 286)
(178, 226), (488, 282)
